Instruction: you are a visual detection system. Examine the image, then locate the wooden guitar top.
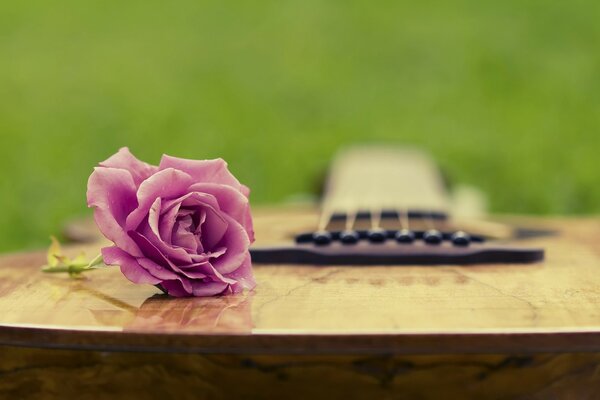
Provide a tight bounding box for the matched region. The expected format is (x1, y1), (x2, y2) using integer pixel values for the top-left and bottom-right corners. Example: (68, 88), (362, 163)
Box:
(1, 207), (600, 355)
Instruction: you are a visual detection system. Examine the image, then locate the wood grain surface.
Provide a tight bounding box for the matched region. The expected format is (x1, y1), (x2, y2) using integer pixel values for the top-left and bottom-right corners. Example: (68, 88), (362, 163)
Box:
(1, 207), (600, 355)
(2, 346), (600, 400)
(3, 207), (600, 398)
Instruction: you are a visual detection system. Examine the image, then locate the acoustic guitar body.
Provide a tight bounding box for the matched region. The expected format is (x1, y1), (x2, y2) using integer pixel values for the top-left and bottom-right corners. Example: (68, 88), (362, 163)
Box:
(1, 148), (600, 399)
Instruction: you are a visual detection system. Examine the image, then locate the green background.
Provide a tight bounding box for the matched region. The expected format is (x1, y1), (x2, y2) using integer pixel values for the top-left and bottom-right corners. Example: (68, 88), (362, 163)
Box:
(1, 0), (599, 252)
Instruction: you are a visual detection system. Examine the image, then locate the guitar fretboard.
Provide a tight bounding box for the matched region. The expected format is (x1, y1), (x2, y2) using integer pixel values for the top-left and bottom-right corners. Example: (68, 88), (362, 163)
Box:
(319, 147), (451, 230)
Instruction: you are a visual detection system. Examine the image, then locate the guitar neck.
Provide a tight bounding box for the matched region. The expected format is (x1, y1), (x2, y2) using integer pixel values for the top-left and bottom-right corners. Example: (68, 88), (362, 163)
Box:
(322, 146), (451, 218)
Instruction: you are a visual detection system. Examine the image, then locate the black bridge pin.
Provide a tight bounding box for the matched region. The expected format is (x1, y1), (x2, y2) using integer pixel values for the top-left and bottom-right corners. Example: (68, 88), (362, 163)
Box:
(451, 231), (471, 246)
(367, 228), (387, 243)
(423, 229), (443, 245)
(340, 230), (360, 244)
(395, 229), (415, 244)
(312, 231), (333, 246)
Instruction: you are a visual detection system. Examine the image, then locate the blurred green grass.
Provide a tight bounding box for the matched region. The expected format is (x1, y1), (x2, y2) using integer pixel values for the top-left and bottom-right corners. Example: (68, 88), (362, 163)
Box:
(0, 0), (599, 252)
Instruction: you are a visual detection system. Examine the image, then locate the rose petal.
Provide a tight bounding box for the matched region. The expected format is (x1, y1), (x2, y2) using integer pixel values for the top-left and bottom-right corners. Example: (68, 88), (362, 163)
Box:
(160, 280), (191, 297)
(137, 257), (180, 281)
(158, 155), (245, 192)
(161, 191), (220, 216)
(125, 168), (194, 231)
(193, 209), (207, 235)
(171, 263), (209, 279)
(226, 253), (256, 293)
(87, 167), (142, 257)
(128, 230), (175, 270)
(158, 202), (183, 244)
(188, 183), (254, 242)
(191, 281), (229, 297)
(139, 219), (194, 265)
(99, 147), (158, 186)
(211, 213), (251, 274)
(172, 215), (201, 251)
(164, 192), (228, 250)
(147, 197), (163, 239)
(102, 246), (160, 285)
(187, 261), (237, 285)
(189, 247), (227, 263)
(199, 206), (229, 251)
(127, 230), (201, 294)
(240, 184), (250, 198)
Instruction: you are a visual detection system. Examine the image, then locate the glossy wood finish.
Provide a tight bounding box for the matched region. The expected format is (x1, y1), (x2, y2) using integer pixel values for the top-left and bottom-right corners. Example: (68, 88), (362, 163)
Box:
(1, 207), (600, 355)
(4, 207), (600, 398)
(2, 346), (600, 399)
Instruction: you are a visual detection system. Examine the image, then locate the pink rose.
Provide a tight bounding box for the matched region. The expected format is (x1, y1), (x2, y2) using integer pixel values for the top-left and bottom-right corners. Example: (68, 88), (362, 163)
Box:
(86, 148), (256, 297)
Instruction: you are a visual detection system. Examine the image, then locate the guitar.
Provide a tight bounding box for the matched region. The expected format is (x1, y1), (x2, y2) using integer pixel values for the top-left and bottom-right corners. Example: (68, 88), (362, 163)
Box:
(1, 146), (599, 399)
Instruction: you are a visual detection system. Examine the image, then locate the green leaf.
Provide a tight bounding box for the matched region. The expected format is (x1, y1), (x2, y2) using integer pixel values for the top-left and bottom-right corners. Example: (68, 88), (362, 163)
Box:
(47, 236), (62, 267)
(41, 237), (105, 277)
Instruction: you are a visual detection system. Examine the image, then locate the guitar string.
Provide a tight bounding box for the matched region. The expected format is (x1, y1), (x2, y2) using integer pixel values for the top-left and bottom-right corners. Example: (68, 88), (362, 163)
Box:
(423, 211), (437, 232)
(317, 208), (334, 233)
(321, 207), (461, 234)
(397, 209), (410, 231)
(345, 209), (357, 232)
(315, 147), (464, 239)
(317, 207), (465, 244)
(425, 211), (453, 235)
(427, 211), (463, 237)
(370, 208), (382, 231)
(345, 207), (445, 233)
